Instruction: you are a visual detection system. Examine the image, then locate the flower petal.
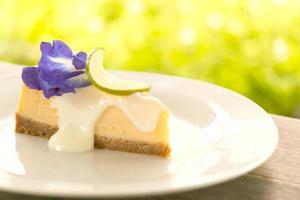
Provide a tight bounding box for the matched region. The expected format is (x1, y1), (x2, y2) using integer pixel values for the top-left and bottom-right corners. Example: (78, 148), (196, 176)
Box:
(22, 67), (41, 90)
(40, 42), (52, 55)
(39, 57), (74, 74)
(39, 74), (75, 98)
(72, 51), (87, 69)
(39, 69), (83, 86)
(52, 40), (73, 58)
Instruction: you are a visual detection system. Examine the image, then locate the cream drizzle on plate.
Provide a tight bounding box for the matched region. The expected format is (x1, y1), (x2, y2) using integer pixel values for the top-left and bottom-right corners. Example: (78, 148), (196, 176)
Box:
(48, 86), (167, 152)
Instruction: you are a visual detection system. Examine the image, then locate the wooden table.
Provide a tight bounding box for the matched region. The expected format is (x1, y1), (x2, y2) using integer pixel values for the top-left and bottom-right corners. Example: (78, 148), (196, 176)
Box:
(0, 115), (299, 200)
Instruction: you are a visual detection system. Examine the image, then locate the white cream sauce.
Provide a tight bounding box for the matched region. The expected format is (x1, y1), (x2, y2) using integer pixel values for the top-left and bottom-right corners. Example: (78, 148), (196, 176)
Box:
(48, 86), (166, 152)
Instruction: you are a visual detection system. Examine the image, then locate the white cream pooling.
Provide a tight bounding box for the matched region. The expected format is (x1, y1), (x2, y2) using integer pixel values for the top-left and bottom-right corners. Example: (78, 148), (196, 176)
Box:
(48, 86), (167, 152)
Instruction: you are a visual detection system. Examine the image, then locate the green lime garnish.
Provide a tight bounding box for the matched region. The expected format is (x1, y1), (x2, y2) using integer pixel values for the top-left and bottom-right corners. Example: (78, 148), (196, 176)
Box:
(86, 48), (151, 95)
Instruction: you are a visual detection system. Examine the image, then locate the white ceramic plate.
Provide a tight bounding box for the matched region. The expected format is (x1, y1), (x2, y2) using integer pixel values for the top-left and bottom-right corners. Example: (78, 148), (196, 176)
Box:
(0, 65), (278, 198)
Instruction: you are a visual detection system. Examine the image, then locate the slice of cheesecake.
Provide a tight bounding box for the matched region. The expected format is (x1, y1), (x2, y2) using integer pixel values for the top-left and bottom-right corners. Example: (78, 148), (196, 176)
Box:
(15, 85), (170, 157)
(16, 40), (170, 157)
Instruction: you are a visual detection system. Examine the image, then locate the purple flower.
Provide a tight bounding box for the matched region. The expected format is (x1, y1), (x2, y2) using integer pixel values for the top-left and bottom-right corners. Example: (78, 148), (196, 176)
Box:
(73, 51), (87, 69)
(22, 40), (90, 98)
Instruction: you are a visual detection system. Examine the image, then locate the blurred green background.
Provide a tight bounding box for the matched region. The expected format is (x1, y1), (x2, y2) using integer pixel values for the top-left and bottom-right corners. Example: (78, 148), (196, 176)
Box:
(0, 0), (299, 118)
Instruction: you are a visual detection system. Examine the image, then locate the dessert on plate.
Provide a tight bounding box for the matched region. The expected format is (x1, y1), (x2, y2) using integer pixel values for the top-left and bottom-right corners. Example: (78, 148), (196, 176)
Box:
(15, 40), (170, 157)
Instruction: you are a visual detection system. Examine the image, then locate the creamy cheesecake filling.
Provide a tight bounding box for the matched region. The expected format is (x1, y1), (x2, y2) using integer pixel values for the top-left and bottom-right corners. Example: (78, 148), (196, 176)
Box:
(48, 86), (167, 152)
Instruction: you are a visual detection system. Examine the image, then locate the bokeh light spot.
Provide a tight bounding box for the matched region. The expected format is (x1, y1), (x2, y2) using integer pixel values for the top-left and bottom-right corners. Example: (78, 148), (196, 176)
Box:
(273, 38), (289, 62)
(206, 12), (223, 30)
(179, 27), (196, 45)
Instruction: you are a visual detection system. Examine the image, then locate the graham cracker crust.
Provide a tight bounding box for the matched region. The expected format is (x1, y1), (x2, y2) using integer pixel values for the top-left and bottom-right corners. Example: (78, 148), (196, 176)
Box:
(15, 113), (58, 138)
(15, 113), (170, 157)
(95, 136), (170, 157)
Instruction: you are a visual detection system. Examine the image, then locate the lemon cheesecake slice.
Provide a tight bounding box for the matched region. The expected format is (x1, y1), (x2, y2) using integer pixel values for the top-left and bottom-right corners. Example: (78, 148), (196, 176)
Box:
(15, 40), (170, 157)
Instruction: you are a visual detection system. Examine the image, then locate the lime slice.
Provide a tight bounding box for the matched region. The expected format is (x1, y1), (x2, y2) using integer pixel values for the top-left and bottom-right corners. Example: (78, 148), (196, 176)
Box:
(86, 48), (151, 95)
